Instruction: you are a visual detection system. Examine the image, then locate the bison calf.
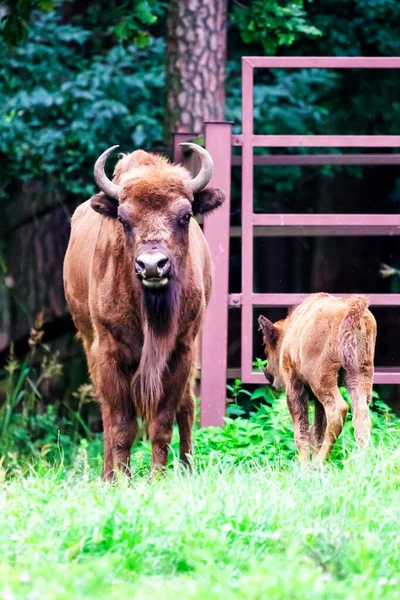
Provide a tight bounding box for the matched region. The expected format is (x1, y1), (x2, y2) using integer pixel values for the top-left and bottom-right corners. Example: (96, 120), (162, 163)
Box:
(258, 293), (377, 464)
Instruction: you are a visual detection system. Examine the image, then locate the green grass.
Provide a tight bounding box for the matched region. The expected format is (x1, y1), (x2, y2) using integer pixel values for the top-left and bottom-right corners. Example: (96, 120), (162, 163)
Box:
(1, 443), (400, 599)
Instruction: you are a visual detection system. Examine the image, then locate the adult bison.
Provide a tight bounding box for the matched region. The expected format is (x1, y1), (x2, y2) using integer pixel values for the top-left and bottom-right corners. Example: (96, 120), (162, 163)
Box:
(64, 143), (225, 478)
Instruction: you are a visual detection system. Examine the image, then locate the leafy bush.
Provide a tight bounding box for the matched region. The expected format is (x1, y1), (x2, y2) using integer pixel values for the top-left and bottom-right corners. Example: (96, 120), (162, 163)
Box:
(191, 389), (400, 469)
(0, 314), (103, 472)
(126, 382), (400, 475)
(0, 8), (165, 201)
(231, 0), (321, 54)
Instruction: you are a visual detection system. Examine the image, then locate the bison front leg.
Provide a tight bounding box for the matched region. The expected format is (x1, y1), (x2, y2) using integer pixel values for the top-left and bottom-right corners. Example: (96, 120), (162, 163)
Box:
(148, 407), (175, 474)
(176, 388), (195, 468)
(101, 400), (138, 480)
(148, 347), (195, 474)
(91, 345), (138, 480)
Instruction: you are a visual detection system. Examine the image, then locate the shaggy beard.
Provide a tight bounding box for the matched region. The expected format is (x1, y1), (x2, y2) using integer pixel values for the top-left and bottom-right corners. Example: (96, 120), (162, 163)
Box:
(133, 280), (181, 418)
(142, 280), (181, 337)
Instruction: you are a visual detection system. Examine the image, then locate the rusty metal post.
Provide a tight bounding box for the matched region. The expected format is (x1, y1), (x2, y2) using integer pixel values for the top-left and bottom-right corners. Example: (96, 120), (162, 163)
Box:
(241, 58), (255, 383)
(200, 121), (232, 427)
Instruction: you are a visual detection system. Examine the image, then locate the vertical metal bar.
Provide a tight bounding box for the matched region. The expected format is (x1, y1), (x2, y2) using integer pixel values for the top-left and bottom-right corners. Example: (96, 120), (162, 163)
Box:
(200, 121), (232, 427)
(241, 58), (254, 382)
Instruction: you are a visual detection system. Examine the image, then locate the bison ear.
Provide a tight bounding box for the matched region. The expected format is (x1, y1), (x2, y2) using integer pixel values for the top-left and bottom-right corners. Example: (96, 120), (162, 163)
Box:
(192, 187), (225, 216)
(258, 315), (279, 343)
(90, 192), (118, 218)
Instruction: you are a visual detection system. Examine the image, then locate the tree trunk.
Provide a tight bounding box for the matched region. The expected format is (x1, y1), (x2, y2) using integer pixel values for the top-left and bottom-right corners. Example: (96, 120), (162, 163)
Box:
(165, 0), (227, 136)
(0, 181), (75, 351)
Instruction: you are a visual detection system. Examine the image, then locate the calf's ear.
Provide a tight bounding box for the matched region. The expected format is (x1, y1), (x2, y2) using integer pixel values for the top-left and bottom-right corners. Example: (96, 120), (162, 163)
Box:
(90, 192), (118, 218)
(258, 315), (279, 343)
(192, 187), (225, 215)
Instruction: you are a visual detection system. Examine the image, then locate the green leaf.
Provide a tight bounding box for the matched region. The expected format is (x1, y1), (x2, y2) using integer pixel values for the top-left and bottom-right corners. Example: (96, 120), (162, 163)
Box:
(251, 387), (272, 402)
(37, 0), (54, 10)
(135, 32), (150, 48)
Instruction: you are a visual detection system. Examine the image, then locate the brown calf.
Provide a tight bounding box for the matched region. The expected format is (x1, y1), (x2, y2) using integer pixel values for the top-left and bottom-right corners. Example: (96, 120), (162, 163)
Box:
(258, 293), (377, 464)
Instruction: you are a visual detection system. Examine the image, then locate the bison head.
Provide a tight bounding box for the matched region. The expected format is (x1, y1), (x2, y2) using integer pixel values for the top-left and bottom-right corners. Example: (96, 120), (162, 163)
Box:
(258, 315), (285, 391)
(90, 144), (225, 333)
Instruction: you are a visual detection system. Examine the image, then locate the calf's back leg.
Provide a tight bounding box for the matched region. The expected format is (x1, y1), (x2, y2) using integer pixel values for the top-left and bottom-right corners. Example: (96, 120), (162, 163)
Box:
(347, 366), (373, 449)
(311, 384), (348, 464)
(340, 316), (375, 449)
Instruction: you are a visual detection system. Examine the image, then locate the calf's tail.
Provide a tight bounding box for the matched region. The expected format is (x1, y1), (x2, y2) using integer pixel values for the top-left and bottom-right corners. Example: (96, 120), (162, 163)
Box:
(338, 295), (369, 375)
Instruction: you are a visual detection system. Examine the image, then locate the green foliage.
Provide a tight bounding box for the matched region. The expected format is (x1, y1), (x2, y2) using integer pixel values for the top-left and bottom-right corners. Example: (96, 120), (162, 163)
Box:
(227, 0), (400, 202)
(3, 0), (400, 207)
(1, 0), (54, 47)
(0, 316), (102, 471)
(0, 9), (165, 200)
(231, 0), (321, 54)
(1, 0), (167, 47)
(253, 356), (267, 372)
(190, 386), (400, 468)
(113, 1), (167, 48)
(193, 397), (297, 466)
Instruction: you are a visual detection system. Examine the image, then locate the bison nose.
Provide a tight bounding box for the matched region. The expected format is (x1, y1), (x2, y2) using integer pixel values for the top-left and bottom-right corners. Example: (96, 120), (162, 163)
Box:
(135, 252), (170, 279)
(264, 368), (272, 385)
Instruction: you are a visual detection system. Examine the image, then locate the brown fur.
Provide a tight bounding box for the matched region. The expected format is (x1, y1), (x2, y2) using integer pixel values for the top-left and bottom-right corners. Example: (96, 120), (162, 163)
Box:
(64, 149), (225, 478)
(258, 293), (377, 464)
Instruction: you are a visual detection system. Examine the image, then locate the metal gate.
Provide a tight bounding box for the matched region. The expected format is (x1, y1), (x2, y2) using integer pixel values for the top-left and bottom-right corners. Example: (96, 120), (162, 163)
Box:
(175, 56), (400, 427)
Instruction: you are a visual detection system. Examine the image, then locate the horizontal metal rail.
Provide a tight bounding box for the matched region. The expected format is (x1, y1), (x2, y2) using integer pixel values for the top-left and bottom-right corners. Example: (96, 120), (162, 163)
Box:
(229, 293), (400, 307)
(231, 225), (400, 237)
(227, 368), (400, 385)
(230, 214), (400, 237)
(196, 367), (400, 386)
(249, 213), (400, 235)
(231, 154), (400, 166)
(243, 226), (400, 237)
(252, 213), (400, 226)
(244, 56), (400, 69)
(233, 135), (400, 147)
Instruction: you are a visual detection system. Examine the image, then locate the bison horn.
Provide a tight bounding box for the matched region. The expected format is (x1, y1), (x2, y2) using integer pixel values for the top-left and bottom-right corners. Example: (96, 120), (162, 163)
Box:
(94, 145), (121, 200)
(179, 142), (214, 193)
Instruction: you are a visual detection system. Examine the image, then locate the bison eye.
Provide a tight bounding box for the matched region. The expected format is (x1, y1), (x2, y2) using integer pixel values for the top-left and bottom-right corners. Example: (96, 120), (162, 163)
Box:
(117, 216), (130, 232)
(179, 213), (192, 226)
